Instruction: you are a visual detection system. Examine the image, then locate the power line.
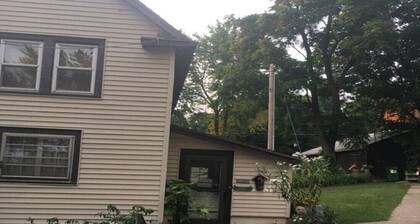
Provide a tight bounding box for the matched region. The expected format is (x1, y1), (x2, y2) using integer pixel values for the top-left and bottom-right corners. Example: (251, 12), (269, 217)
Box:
(284, 97), (302, 152)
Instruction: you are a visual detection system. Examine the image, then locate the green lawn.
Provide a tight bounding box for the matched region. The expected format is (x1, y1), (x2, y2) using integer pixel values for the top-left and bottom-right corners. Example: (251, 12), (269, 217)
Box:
(320, 182), (410, 224)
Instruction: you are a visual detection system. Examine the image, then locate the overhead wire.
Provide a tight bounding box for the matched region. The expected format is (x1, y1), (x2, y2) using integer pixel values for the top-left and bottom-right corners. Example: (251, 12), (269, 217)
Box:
(284, 97), (302, 152)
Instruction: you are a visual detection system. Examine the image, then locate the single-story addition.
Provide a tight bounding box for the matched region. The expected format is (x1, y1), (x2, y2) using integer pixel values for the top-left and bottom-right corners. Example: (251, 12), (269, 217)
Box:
(302, 132), (411, 180)
(169, 126), (297, 224)
(0, 0), (296, 224)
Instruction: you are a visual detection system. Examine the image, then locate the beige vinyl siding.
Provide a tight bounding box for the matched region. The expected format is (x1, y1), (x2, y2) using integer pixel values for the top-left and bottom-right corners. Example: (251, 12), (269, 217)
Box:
(0, 0), (174, 223)
(168, 132), (290, 222)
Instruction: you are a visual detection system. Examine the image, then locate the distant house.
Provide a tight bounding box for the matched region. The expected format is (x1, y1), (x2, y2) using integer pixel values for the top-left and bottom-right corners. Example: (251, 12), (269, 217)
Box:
(384, 109), (420, 123)
(0, 1), (295, 224)
(302, 133), (411, 180)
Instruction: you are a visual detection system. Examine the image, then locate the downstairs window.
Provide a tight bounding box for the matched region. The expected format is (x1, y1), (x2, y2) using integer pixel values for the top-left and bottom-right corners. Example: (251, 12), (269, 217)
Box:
(0, 128), (81, 184)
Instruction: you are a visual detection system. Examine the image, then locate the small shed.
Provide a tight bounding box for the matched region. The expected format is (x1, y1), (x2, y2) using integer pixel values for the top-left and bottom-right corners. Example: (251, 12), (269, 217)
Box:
(167, 126), (298, 224)
(302, 132), (411, 180)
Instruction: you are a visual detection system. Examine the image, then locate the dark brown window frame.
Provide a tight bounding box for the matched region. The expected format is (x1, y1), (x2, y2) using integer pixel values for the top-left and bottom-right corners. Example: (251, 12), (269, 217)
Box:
(0, 127), (82, 185)
(0, 32), (105, 98)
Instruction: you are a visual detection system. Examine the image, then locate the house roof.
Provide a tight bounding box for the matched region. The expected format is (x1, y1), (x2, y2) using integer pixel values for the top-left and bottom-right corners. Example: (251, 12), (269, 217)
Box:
(302, 132), (399, 156)
(123, 0), (195, 109)
(123, 0), (191, 41)
(171, 125), (299, 163)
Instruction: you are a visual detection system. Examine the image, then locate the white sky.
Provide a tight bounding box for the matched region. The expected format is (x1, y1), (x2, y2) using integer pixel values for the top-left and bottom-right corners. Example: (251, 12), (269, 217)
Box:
(140, 0), (273, 35)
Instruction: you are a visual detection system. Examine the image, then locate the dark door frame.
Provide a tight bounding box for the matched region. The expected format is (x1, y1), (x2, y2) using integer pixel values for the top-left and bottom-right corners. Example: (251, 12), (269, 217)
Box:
(179, 149), (234, 224)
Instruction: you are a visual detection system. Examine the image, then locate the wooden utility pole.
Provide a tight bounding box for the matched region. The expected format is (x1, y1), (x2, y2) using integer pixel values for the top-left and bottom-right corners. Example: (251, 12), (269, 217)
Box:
(267, 64), (275, 151)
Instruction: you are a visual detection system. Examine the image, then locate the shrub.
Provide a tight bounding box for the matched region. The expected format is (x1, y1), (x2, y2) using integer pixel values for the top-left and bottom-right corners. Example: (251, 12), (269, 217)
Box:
(322, 172), (372, 187)
(97, 204), (153, 224)
(31, 205), (154, 224)
(258, 153), (331, 207)
(164, 180), (208, 224)
(292, 205), (337, 224)
(164, 180), (192, 224)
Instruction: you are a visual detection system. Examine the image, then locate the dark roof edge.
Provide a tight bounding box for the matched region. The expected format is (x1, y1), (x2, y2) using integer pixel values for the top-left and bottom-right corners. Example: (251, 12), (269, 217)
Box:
(124, 0), (192, 42)
(141, 37), (196, 48)
(304, 130), (412, 155)
(171, 125), (299, 163)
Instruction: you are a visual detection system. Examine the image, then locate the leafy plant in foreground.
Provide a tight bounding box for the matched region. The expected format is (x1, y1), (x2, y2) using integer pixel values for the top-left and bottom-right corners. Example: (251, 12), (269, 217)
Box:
(30, 205), (153, 224)
(259, 153), (330, 207)
(164, 180), (208, 224)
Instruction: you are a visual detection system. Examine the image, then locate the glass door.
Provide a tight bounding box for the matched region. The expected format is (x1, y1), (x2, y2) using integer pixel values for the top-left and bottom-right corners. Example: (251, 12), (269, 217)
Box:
(179, 150), (233, 224)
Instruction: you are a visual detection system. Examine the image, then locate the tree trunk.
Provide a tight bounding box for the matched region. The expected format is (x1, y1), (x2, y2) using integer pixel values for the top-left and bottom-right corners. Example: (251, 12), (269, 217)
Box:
(322, 57), (340, 162)
(320, 135), (337, 162)
(222, 109), (229, 136)
(318, 21), (341, 162)
(214, 109), (220, 135)
(301, 30), (338, 162)
(310, 85), (337, 162)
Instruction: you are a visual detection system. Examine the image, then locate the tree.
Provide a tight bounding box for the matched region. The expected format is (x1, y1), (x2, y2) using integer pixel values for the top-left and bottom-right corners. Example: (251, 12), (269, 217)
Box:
(174, 0), (420, 157)
(245, 0), (399, 161)
(175, 17), (240, 135)
(354, 0), (420, 126)
(174, 16), (323, 153)
(352, 0), (420, 167)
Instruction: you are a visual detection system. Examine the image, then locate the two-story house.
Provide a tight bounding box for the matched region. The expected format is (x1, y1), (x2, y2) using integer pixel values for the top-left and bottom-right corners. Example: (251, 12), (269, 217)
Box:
(0, 1), (295, 224)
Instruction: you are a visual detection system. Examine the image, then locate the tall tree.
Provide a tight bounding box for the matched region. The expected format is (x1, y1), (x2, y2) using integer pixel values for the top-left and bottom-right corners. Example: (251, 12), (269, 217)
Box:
(354, 0), (420, 125)
(244, 0), (398, 160)
(175, 17), (241, 135)
(354, 0), (420, 166)
(174, 16), (326, 152)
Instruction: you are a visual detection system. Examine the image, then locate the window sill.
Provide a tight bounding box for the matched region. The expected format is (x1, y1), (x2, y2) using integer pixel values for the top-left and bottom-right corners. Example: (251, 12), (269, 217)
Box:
(52, 90), (96, 97)
(0, 89), (102, 99)
(0, 87), (39, 93)
(0, 177), (78, 186)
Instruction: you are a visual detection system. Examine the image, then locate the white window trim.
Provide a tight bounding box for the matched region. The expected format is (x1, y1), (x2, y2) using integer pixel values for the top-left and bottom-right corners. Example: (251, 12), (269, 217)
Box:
(51, 43), (98, 95)
(0, 39), (43, 92)
(0, 132), (75, 180)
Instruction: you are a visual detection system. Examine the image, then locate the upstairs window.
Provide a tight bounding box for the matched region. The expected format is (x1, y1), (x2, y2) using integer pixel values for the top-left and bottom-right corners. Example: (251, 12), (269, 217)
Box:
(0, 40), (43, 91)
(0, 128), (81, 184)
(0, 32), (105, 98)
(52, 44), (98, 95)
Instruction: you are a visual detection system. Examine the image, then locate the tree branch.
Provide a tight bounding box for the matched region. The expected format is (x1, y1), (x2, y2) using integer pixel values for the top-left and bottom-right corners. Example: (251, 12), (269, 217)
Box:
(340, 58), (356, 77)
(291, 44), (307, 59)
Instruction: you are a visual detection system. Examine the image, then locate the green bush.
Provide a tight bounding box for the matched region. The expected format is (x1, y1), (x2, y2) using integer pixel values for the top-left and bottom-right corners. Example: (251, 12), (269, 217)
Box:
(321, 172), (372, 187)
(164, 180), (192, 224)
(164, 180), (208, 224)
(30, 205), (154, 224)
(258, 153), (331, 207)
(292, 205), (338, 224)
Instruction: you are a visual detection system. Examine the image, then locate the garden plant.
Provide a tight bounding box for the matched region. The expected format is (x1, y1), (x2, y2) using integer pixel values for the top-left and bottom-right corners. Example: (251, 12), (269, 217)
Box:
(29, 205), (154, 224)
(258, 153), (337, 224)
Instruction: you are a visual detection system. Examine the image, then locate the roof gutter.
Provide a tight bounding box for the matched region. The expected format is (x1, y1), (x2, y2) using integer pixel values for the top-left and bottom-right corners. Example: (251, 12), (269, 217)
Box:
(141, 37), (196, 111)
(141, 37), (196, 49)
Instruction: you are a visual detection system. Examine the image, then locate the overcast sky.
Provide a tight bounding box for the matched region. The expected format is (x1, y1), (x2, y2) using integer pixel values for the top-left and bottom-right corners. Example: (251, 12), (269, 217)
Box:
(140, 0), (273, 35)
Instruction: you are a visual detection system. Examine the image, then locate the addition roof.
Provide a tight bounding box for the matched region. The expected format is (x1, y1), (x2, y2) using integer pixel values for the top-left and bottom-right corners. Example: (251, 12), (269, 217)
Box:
(171, 125), (299, 163)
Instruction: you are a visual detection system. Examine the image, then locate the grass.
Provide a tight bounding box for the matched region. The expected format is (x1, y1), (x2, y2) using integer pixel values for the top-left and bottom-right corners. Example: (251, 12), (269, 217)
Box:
(320, 182), (410, 224)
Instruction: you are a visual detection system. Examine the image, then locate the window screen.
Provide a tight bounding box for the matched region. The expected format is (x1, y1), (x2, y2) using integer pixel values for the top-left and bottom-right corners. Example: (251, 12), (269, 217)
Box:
(52, 44), (98, 94)
(0, 40), (43, 90)
(1, 133), (74, 179)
